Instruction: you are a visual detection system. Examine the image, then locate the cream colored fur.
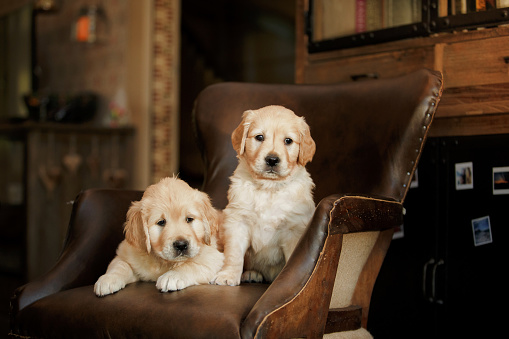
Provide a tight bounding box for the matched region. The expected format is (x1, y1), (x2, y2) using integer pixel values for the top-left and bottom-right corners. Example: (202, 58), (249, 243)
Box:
(94, 177), (224, 296)
(214, 105), (316, 285)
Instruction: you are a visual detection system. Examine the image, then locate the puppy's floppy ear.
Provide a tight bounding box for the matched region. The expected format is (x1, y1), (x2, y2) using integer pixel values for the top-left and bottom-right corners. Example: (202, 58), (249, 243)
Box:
(298, 117), (316, 166)
(124, 200), (151, 253)
(231, 110), (253, 155)
(198, 192), (219, 246)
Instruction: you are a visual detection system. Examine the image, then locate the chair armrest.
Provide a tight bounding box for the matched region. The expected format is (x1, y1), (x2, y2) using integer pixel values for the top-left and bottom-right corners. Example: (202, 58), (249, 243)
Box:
(241, 194), (403, 338)
(329, 194), (403, 234)
(10, 189), (143, 313)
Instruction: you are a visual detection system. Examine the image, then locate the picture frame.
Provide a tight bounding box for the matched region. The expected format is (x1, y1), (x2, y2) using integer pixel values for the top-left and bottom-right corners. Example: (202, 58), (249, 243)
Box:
(471, 216), (493, 247)
(410, 168), (419, 188)
(493, 166), (509, 195)
(393, 224), (404, 240)
(455, 162), (473, 190)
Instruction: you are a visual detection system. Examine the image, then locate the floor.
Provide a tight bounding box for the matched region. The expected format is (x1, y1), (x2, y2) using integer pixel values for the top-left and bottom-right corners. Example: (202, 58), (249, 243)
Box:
(0, 274), (25, 339)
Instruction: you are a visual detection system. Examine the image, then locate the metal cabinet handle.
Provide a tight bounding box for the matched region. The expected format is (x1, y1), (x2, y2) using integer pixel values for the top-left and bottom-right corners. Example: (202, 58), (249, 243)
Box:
(422, 258), (435, 301)
(431, 259), (444, 304)
(350, 73), (379, 81)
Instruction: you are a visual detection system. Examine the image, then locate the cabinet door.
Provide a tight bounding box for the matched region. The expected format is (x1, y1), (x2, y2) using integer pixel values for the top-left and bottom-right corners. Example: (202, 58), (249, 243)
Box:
(438, 135), (507, 338)
(368, 139), (441, 338)
(369, 135), (506, 338)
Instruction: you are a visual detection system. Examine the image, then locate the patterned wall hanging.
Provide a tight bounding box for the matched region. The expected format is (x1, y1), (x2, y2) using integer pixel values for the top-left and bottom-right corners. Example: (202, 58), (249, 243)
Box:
(151, 0), (180, 182)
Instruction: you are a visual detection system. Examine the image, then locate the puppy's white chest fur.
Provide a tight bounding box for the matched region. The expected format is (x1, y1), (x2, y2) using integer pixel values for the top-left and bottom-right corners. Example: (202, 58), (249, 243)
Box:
(249, 188), (292, 251)
(228, 162), (315, 255)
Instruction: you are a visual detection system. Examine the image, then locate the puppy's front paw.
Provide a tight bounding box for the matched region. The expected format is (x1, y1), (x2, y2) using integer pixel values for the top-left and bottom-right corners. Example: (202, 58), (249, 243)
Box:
(241, 270), (264, 283)
(157, 271), (194, 292)
(213, 268), (242, 286)
(94, 274), (126, 296)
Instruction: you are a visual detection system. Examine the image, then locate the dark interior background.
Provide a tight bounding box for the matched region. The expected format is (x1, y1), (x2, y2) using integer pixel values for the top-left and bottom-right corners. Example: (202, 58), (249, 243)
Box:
(179, 0), (296, 188)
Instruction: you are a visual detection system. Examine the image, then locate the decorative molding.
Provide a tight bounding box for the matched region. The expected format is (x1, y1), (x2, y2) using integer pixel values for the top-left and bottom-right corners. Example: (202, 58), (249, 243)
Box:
(151, 0), (180, 182)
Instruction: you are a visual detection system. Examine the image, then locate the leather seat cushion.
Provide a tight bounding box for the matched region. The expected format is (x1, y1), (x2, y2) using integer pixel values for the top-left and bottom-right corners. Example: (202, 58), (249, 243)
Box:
(12, 282), (269, 339)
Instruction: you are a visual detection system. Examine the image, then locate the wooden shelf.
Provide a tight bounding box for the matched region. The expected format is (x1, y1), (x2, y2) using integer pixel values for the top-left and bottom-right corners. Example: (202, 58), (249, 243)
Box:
(296, 0), (509, 136)
(429, 112), (509, 137)
(0, 121), (135, 135)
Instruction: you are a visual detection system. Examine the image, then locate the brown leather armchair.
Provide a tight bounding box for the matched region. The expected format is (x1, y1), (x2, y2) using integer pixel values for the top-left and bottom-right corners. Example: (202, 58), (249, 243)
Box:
(9, 69), (442, 338)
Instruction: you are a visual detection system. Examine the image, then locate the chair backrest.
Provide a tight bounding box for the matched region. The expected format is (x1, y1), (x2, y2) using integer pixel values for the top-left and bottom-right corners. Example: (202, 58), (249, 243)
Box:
(193, 69), (443, 209)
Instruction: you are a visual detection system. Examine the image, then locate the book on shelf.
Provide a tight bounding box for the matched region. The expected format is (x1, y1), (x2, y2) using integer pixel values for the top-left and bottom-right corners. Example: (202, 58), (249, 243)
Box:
(497, 0), (509, 8)
(321, 0), (356, 40)
(452, 0), (467, 14)
(449, 0), (499, 14)
(439, 0), (449, 16)
(486, 0), (497, 9)
(360, 0), (422, 33)
(366, 0), (383, 31)
(318, 0), (424, 40)
(356, 0), (366, 33)
(384, 0), (421, 28)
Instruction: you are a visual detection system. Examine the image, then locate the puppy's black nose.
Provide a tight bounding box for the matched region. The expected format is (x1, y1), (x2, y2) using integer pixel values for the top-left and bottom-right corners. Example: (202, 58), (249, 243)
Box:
(173, 240), (189, 253)
(265, 155), (280, 167)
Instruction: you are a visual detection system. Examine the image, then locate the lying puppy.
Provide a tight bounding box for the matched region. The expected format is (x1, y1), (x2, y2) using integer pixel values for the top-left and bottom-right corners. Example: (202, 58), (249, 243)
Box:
(214, 105), (316, 286)
(94, 176), (224, 296)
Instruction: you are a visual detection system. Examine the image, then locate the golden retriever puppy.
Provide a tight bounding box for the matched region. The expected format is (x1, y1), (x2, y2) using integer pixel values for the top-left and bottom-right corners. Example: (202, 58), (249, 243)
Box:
(214, 105), (316, 286)
(94, 177), (224, 296)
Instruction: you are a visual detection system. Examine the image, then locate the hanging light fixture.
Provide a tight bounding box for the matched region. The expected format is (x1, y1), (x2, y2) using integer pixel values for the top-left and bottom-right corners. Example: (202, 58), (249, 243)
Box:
(71, 2), (108, 43)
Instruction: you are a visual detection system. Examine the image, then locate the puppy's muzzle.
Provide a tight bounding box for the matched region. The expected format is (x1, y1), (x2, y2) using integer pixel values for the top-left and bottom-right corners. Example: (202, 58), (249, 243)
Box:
(173, 239), (189, 256)
(265, 155), (280, 168)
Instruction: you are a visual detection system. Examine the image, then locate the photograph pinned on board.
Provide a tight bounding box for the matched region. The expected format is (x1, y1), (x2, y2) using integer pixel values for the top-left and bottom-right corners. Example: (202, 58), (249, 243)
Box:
(393, 224), (404, 240)
(471, 216), (493, 247)
(410, 168), (418, 188)
(455, 162), (473, 190)
(493, 166), (509, 195)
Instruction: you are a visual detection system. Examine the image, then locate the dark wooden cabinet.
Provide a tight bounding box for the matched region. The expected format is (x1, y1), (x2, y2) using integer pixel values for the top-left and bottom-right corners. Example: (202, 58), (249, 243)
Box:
(296, 0), (509, 137)
(0, 123), (134, 279)
(368, 135), (507, 338)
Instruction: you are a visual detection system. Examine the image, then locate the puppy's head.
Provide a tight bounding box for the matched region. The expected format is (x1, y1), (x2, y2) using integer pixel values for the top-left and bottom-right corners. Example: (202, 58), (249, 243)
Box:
(231, 105), (315, 180)
(124, 176), (219, 262)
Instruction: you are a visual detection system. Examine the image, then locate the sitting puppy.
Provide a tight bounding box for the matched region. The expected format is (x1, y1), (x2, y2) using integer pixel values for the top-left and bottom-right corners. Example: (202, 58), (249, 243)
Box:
(214, 105), (316, 286)
(94, 176), (224, 296)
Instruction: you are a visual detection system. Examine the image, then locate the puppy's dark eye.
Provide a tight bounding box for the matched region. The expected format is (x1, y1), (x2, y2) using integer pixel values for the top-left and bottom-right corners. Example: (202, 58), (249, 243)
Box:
(284, 138), (293, 145)
(186, 217), (194, 223)
(255, 134), (264, 142)
(157, 219), (166, 227)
